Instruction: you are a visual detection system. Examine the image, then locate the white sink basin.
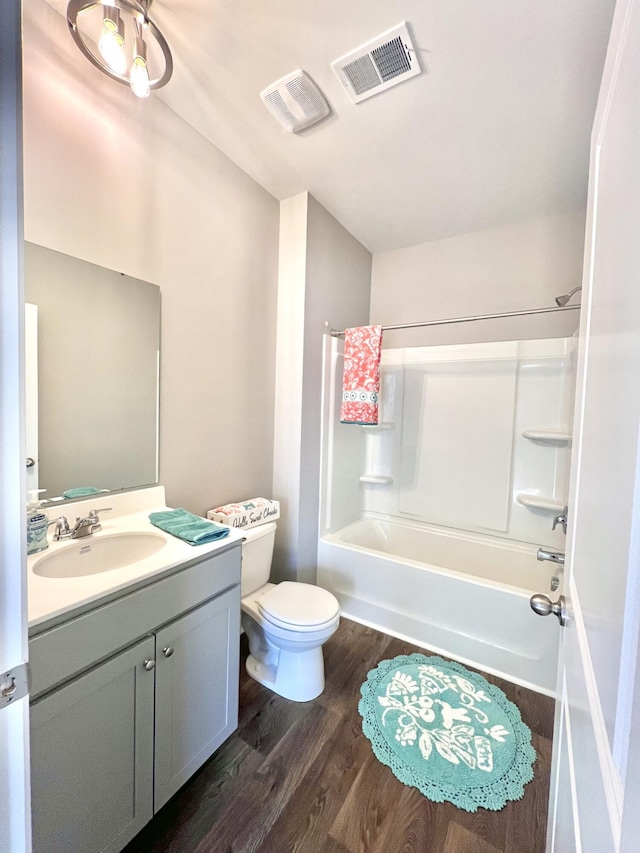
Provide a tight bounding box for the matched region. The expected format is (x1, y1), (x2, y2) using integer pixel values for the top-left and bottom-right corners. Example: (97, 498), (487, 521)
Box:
(33, 532), (168, 579)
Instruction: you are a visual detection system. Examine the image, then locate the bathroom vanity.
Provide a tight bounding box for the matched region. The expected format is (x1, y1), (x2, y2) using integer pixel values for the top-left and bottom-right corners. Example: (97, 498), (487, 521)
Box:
(27, 488), (242, 853)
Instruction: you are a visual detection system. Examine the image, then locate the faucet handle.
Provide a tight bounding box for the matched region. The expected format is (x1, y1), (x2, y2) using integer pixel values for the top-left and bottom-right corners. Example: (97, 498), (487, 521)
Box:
(49, 516), (71, 540)
(88, 507), (112, 518)
(86, 507), (112, 533)
(552, 506), (569, 534)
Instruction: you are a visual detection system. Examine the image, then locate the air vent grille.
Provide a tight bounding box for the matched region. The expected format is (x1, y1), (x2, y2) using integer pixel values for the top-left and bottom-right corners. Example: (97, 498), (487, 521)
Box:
(372, 36), (412, 82)
(285, 77), (327, 118)
(332, 22), (421, 104)
(261, 70), (330, 133)
(263, 91), (297, 132)
(342, 55), (381, 96)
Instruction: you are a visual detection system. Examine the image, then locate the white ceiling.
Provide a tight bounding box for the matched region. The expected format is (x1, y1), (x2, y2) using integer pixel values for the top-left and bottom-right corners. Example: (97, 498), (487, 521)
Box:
(49, 0), (615, 252)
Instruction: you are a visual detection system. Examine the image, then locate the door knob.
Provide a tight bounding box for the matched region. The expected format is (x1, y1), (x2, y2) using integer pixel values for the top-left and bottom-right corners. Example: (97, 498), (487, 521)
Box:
(162, 646), (174, 658)
(143, 659), (156, 671)
(26, 457), (35, 468)
(530, 593), (567, 626)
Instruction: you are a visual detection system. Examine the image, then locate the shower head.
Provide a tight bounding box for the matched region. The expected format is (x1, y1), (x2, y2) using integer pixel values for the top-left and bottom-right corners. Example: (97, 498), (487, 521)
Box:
(555, 286), (582, 307)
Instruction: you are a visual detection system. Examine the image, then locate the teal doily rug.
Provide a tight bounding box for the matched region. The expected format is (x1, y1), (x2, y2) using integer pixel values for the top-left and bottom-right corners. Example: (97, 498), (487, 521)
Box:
(359, 654), (536, 812)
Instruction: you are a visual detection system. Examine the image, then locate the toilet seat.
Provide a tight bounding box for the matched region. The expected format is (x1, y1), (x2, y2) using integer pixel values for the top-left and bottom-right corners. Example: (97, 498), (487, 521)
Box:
(257, 581), (340, 632)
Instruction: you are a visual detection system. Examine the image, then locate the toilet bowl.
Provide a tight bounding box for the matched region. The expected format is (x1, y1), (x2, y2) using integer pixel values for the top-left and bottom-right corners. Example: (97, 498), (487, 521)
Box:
(239, 522), (340, 701)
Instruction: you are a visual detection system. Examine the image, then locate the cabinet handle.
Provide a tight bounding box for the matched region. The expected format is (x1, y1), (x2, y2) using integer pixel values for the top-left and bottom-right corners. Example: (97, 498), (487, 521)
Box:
(162, 646), (174, 658)
(143, 659), (156, 671)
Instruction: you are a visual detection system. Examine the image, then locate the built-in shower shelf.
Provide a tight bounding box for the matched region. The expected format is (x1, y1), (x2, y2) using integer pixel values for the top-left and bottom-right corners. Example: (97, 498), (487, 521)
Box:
(361, 422), (395, 431)
(359, 474), (394, 485)
(522, 428), (572, 444)
(516, 493), (565, 512)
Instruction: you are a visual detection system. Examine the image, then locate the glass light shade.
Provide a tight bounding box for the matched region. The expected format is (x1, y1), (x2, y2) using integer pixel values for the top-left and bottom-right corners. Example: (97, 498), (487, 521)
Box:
(98, 27), (128, 75)
(130, 57), (150, 98)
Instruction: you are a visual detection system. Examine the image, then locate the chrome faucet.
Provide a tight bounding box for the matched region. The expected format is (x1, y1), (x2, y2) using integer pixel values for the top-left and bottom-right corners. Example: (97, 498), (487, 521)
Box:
(48, 507), (112, 541)
(552, 506), (569, 535)
(70, 508), (112, 539)
(537, 548), (565, 565)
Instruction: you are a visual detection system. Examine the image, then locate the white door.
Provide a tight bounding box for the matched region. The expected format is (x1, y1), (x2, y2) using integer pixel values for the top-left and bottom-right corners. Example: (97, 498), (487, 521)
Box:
(0, 1), (31, 851)
(546, 1), (640, 850)
(25, 304), (39, 494)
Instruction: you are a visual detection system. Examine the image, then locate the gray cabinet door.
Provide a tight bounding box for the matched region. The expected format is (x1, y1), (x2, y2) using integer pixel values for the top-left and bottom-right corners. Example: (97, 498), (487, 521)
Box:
(30, 636), (155, 853)
(154, 586), (240, 810)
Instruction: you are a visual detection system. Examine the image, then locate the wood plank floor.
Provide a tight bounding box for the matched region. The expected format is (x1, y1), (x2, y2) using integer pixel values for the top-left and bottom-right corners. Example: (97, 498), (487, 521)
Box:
(123, 618), (555, 853)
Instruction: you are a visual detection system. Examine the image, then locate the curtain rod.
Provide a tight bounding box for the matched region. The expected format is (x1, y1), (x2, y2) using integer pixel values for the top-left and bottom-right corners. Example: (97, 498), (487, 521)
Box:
(329, 303), (580, 338)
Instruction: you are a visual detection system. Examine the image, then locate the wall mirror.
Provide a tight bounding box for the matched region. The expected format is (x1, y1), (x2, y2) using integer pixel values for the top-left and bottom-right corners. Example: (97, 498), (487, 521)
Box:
(24, 242), (160, 503)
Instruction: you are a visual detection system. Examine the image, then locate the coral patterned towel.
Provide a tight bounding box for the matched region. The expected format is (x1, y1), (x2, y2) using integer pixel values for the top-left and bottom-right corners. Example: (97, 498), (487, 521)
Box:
(340, 325), (383, 425)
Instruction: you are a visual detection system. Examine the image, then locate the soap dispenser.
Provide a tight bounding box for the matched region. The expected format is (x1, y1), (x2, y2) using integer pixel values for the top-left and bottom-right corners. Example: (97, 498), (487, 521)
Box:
(27, 489), (49, 555)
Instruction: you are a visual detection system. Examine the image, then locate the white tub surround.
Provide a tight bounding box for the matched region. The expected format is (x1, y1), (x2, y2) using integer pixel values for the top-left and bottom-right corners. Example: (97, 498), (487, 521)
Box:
(322, 336), (576, 546)
(28, 486), (244, 629)
(318, 335), (576, 695)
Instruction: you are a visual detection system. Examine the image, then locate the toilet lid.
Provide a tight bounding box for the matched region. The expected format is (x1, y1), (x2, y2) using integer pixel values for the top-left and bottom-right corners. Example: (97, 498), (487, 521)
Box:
(257, 582), (340, 629)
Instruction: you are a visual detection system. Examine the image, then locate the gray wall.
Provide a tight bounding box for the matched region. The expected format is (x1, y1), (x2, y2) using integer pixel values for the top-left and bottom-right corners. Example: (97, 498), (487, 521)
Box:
(22, 1), (279, 515)
(371, 210), (586, 348)
(272, 193), (372, 583)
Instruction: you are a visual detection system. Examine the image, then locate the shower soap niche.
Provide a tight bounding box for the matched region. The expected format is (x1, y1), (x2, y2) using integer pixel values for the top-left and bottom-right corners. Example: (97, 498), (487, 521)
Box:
(361, 422), (395, 431)
(516, 493), (565, 513)
(522, 428), (572, 444)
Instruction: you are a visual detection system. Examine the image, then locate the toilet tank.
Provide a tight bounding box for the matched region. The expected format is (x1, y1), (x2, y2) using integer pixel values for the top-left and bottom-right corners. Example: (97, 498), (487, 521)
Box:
(240, 522), (277, 597)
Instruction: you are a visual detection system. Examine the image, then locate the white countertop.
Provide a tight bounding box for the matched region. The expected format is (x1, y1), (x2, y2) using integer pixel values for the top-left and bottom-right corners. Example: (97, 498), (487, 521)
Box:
(28, 486), (244, 630)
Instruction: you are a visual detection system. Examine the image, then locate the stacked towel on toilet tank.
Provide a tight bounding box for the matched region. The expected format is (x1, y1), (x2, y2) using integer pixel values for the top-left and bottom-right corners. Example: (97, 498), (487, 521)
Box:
(340, 325), (383, 425)
(207, 498), (280, 530)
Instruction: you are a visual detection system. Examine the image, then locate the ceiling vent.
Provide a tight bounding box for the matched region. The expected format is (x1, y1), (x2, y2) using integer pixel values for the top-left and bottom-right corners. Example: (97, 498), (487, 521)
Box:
(260, 70), (331, 133)
(331, 22), (421, 104)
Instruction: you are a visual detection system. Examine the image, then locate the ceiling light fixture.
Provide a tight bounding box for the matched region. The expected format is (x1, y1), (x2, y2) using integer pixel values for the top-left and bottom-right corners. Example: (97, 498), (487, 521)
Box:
(66, 0), (172, 98)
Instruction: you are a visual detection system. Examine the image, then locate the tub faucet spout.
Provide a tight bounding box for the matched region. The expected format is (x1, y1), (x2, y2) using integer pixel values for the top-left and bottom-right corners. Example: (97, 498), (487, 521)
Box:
(537, 548), (565, 565)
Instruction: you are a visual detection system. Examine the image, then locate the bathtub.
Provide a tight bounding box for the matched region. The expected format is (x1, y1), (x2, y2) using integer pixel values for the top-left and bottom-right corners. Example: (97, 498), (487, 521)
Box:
(317, 515), (560, 695)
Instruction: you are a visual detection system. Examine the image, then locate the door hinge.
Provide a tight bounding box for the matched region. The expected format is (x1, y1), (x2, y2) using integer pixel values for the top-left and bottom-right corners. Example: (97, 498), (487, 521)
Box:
(1, 662), (30, 708)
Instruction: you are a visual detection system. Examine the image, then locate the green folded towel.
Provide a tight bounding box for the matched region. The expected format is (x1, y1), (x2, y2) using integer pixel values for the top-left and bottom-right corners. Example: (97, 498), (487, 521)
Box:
(63, 487), (102, 498)
(148, 508), (230, 546)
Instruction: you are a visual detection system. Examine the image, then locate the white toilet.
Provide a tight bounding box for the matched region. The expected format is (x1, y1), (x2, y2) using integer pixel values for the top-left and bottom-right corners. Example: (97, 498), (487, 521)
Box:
(240, 521), (340, 702)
